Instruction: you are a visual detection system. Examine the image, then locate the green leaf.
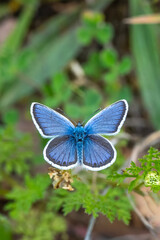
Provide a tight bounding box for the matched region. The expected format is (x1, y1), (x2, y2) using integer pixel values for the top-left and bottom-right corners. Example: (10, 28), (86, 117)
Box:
(126, 161), (142, 175)
(44, 97), (60, 108)
(50, 179), (131, 225)
(107, 172), (127, 185)
(65, 103), (81, 119)
(98, 188), (132, 224)
(119, 56), (132, 75)
(95, 24), (113, 44)
(14, 210), (66, 240)
(78, 27), (93, 45)
(0, 125), (33, 176)
(128, 178), (141, 191)
(83, 51), (102, 79)
(52, 72), (69, 93)
(43, 72), (72, 108)
(82, 12), (104, 28)
(6, 174), (50, 218)
(100, 48), (118, 68)
(3, 109), (19, 125)
(84, 89), (101, 106)
(103, 69), (118, 83)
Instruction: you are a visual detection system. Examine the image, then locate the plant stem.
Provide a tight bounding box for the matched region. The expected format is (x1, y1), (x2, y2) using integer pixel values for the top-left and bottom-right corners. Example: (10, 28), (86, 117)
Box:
(126, 191), (158, 238)
(84, 215), (96, 240)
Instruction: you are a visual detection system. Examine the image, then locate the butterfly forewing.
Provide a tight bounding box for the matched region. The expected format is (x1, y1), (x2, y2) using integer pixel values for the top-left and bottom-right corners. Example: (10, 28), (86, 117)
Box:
(84, 100), (128, 135)
(44, 136), (78, 170)
(31, 103), (74, 138)
(83, 135), (116, 171)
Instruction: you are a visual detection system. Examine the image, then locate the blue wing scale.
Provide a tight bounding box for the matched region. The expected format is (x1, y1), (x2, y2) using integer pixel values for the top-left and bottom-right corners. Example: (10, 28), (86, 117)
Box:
(84, 100), (128, 135)
(83, 135), (116, 171)
(30, 102), (74, 138)
(44, 136), (78, 170)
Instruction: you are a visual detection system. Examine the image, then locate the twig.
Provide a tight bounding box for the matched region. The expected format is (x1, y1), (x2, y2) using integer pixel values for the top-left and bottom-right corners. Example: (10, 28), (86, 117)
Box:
(84, 135), (127, 240)
(126, 191), (158, 238)
(84, 215), (96, 240)
(84, 185), (110, 239)
(128, 130), (160, 166)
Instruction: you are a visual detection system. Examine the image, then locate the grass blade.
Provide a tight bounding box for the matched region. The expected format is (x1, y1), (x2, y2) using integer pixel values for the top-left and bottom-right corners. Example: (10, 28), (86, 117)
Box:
(130, 0), (160, 129)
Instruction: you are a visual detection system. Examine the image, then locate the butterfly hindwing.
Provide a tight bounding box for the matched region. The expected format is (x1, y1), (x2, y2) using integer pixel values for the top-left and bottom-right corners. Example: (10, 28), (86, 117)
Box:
(30, 102), (74, 138)
(44, 136), (78, 170)
(84, 100), (128, 135)
(83, 135), (116, 171)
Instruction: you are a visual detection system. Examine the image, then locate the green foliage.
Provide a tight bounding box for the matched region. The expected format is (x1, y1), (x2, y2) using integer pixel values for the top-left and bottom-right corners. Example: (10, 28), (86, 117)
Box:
(49, 179), (131, 225)
(0, 123), (33, 178)
(2, 1), (160, 239)
(109, 147), (160, 193)
(0, 0), (110, 111)
(0, 1), (137, 239)
(78, 12), (113, 45)
(2, 109), (19, 125)
(41, 11), (132, 121)
(4, 147), (159, 238)
(14, 210), (66, 240)
(0, 215), (12, 240)
(0, 1), (37, 94)
(6, 174), (50, 218)
(119, 56), (132, 76)
(43, 72), (72, 108)
(78, 12), (132, 103)
(83, 51), (102, 79)
(42, 71), (102, 120)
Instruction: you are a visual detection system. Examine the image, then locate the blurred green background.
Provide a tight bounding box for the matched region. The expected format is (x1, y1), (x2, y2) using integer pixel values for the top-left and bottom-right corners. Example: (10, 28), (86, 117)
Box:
(0, 0), (160, 239)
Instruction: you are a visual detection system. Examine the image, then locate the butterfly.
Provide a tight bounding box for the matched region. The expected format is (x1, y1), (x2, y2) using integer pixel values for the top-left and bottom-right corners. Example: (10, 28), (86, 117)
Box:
(30, 100), (128, 171)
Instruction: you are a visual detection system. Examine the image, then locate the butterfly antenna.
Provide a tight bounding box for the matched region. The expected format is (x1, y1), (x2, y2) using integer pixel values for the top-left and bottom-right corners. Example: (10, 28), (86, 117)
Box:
(82, 107), (101, 125)
(56, 108), (77, 125)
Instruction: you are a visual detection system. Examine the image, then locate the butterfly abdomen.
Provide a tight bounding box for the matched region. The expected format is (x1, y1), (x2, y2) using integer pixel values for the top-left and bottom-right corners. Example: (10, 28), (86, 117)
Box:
(77, 142), (83, 164)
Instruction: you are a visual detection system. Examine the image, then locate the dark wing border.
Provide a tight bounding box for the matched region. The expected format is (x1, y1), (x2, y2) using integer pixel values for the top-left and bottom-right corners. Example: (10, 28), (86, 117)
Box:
(43, 136), (78, 170)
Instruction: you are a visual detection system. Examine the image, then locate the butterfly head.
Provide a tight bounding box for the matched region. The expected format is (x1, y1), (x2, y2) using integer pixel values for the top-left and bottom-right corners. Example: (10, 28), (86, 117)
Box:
(76, 121), (82, 127)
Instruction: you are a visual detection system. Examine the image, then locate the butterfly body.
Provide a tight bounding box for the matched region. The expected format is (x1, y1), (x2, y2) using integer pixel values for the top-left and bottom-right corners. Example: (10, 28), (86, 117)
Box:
(31, 100), (128, 171)
(73, 122), (86, 165)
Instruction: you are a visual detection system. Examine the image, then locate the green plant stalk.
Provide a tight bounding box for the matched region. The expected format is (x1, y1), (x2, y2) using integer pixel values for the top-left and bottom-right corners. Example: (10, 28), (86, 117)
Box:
(130, 0), (160, 129)
(2, 1), (38, 54)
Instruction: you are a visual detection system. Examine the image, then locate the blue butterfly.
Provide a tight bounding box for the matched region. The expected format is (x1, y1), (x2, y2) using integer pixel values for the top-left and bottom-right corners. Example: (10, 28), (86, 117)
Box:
(30, 100), (128, 171)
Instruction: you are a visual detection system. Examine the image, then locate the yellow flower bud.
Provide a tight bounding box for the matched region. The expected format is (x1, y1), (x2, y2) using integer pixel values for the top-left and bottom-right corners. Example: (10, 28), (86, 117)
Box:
(144, 171), (160, 187)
